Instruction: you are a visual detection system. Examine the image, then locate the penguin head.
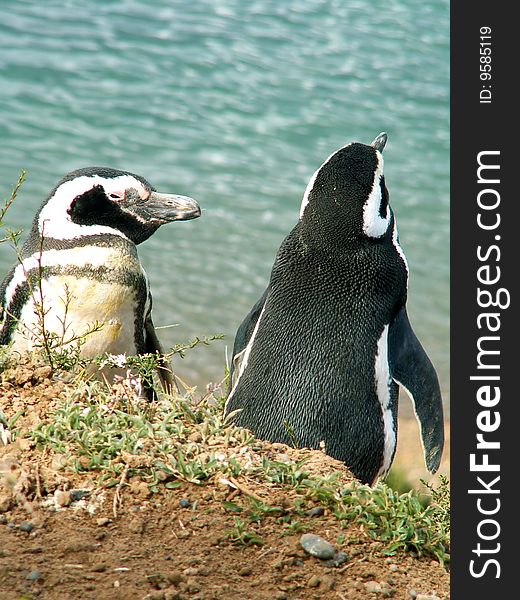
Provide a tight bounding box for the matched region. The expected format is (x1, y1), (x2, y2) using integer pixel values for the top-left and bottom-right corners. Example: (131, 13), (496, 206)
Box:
(299, 133), (391, 242)
(35, 166), (200, 244)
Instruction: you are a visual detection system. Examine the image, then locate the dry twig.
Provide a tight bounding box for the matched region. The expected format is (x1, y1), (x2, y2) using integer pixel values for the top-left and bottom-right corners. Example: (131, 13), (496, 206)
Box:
(113, 464), (130, 518)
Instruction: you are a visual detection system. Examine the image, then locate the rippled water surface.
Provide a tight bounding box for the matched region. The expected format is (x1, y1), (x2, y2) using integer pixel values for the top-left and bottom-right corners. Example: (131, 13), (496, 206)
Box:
(0, 0), (449, 413)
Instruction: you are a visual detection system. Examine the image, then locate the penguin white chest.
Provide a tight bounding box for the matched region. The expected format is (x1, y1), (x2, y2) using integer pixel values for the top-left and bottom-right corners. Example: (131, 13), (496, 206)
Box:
(4, 243), (147, 358)
(11, 274), (141, 357)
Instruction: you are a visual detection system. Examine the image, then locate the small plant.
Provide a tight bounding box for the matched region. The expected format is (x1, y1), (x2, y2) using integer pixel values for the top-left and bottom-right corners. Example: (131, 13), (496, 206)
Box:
(283, 420), (299, 448)
(226, 517), (263, 546)
(332, 480), (450, 565)
(421, 474), (450, 535)
(281, 518), (309, 535)
(96, 334), (224, 394)
(246, 498), (284, 523)
(0, 170), (25, 245)
(0, 172), (26, 367)
(168, 335), (224, 360)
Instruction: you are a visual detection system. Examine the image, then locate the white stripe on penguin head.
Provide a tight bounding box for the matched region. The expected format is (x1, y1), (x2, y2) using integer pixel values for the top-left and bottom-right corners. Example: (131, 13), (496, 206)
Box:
(362, 151), (390, 238)
(38, 174), (147, 241)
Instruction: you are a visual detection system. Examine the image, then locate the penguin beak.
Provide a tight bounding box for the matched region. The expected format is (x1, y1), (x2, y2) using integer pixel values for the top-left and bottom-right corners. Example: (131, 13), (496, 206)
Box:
(370, 132), (387, 153)
(137, 192), (201, 223)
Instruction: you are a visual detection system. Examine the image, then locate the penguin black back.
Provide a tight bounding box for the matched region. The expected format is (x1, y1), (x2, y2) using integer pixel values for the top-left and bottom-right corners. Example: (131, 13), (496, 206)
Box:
(226, 134), (444, 485)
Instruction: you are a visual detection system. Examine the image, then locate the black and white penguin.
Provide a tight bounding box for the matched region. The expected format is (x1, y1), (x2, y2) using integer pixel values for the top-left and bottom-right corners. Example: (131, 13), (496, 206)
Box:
(0, 166), (200, 395)
(225, 133), (444, 485)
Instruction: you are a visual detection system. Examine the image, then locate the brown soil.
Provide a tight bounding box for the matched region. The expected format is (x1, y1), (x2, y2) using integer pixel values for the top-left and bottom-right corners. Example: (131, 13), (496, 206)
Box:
(0, 365), (450, 600)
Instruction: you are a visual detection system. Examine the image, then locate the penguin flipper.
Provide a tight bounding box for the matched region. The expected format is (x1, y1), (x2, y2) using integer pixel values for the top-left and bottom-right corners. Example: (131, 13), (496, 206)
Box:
(144, 315), (177, 397)
(229, 288), (268, 391)
(388, 307), (444, 473)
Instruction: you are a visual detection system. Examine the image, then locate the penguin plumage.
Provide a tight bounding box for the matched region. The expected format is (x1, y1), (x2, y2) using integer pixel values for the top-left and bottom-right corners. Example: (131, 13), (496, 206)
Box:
(0, 166), (200, 397)
(225, 134), (444, 485)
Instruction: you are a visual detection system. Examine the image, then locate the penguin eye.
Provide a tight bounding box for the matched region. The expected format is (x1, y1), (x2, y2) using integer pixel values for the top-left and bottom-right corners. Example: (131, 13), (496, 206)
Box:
(108, 191), (125, 201)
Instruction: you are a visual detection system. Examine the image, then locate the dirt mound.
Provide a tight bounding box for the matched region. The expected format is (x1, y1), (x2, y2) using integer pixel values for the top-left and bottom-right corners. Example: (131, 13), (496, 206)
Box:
(0, 361), (449, 599)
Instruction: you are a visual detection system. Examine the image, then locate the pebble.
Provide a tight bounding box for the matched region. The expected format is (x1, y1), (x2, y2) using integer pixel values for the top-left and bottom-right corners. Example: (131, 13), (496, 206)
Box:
(416, 595), (441, 600)
(13, 367), (32, 386)
(299, 534), (336, 560)
(55, 491), (71, 507)
(129, 518), (146, 534)
(26, 570), (41, 581)
(70, 489), (88, 502)
(0, 515), (7, 525)
(0, 494), (12, 513)
(274, 452), (291, 463)
(19, 521), (34, 533)
(179, 498), (191, 509)
(147, 573), (165, 589)
(306, 507), (325, 517)
(185, 580), (200, 593)
(321, 575), (335, 591)
(64, 542), (96, 554)
(96, 517), (111, 527)
(364, 580), (382, 593)
(165, 572), (184, 585)
(177, 530), (191, 539)
(307, 575), (321, 588)
(130, 480), (152, 499)
(282, 557), (303, 567)
(239, 566), (253, 577)
(51, 455), (69, 471)
(324, 551), (349, 568)
(33, 365), (52, 382)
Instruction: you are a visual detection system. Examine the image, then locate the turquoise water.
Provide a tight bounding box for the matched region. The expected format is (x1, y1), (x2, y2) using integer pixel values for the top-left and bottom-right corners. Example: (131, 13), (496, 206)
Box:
(0, 0), (449, 414)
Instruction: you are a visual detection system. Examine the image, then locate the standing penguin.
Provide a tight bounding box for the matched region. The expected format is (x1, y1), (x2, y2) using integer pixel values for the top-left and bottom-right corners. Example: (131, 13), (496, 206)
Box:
(225, 134), (444, 485)
(0, 167), (200, 396)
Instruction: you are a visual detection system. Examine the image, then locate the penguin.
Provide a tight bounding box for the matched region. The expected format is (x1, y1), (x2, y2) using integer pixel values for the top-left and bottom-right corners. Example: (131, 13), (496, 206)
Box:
(0, 166), (200, 397)
(225, 133), (444, 485)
